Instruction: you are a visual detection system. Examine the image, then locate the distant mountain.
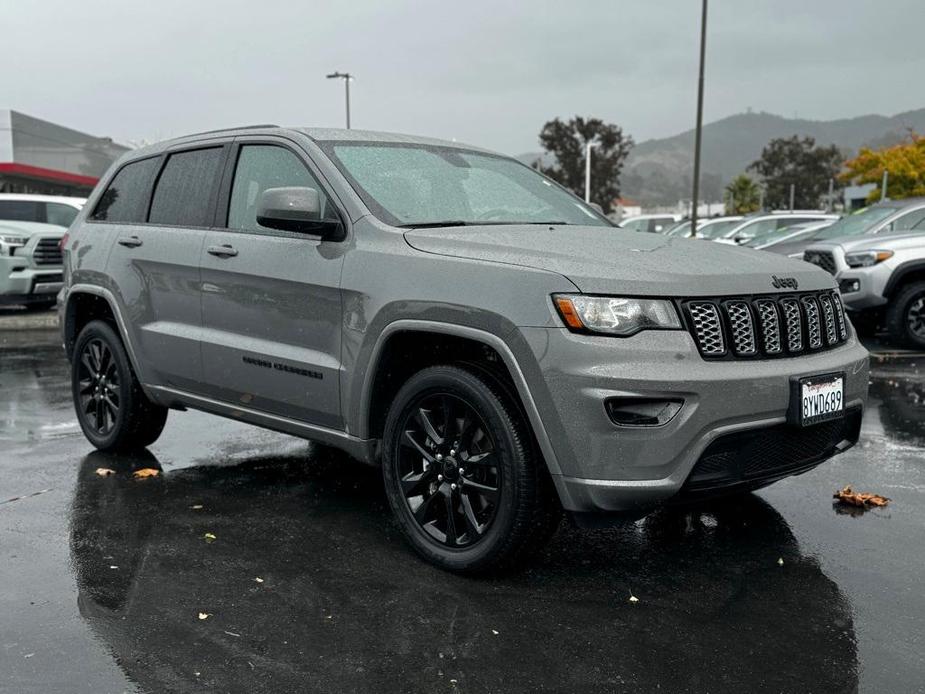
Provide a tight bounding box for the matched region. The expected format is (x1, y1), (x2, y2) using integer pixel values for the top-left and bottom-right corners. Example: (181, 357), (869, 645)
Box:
(517, 108), (925, 206)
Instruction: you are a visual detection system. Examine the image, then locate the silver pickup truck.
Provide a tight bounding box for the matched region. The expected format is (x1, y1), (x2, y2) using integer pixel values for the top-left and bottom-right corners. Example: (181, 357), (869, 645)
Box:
(0, 221), (66, 309)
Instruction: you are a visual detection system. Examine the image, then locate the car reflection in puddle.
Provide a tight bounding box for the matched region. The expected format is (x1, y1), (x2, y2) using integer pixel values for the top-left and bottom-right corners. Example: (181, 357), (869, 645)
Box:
(70, 446), (858, 693)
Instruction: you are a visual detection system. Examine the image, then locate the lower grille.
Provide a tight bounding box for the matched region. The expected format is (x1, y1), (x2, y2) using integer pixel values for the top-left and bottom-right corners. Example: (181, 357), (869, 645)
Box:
(681, 290), (848, 360)
(804, 250), (837, 275)
(33, 237), (63, 266)
(682, 408), (862, 495)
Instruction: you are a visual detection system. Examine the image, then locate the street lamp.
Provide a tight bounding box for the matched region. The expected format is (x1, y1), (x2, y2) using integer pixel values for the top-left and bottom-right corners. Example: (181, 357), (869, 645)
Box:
(689, 0), (708, 237)
(326, 72), (353, 129)
(584, 141), (597, 203)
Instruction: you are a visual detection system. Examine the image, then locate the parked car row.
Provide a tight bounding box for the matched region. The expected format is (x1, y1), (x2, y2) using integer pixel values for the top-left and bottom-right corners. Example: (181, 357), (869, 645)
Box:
(623, 199), (925, 349)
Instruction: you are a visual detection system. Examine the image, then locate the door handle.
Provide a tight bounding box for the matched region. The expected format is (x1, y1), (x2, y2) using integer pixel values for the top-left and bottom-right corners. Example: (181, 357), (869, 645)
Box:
(207, 244), (238, 258)
(117, 235), (143, 248)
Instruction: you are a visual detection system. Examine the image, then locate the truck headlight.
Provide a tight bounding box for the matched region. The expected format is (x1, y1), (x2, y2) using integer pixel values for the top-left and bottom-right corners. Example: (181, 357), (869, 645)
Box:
(845, 250), (893, 268)
(554, 294), (682, 336)
(0, 234), (29, 256)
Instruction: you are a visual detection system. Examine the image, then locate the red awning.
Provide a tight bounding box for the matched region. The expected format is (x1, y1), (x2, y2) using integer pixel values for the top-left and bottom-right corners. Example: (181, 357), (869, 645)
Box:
(0, 162), (99, 187)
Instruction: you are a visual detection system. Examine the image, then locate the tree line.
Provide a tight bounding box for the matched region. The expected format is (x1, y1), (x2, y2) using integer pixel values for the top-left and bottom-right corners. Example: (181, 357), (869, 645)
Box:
(534, 116), (924, 214)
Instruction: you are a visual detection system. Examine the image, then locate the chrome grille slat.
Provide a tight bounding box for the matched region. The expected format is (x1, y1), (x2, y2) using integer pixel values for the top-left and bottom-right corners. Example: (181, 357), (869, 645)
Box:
(801, 296), (823, 349)
(832, 292), (848, 340)
(755, 300), (782, 354)
(725, 301), (756, 356)
(780, 298), (803, 353)
(818, 294), (838, 345)
(687, 302), (725, 355)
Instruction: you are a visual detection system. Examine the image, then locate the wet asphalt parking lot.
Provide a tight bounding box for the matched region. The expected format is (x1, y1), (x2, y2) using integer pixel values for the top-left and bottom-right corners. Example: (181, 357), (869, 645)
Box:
(1, 319), (924, 693)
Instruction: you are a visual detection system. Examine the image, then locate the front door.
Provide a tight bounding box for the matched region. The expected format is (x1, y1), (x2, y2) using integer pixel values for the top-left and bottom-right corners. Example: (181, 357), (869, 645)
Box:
(198, 140), (346, 429)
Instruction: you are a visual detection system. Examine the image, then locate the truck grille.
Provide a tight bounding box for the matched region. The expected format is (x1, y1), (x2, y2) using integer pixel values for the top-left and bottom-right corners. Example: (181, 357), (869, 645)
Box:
(804, 250), (837, 275)
(32, 237), (63, 266)
(680, 290), (849, 360)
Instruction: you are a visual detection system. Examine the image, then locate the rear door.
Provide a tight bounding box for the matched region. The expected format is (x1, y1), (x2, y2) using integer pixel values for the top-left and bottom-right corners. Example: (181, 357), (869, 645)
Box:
(197, 137), (346, 429)
(104, 144), (227, 391)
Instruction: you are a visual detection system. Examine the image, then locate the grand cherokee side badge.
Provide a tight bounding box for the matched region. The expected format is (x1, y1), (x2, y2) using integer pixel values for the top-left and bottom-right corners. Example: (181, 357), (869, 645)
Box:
(771, 275), (798, 290)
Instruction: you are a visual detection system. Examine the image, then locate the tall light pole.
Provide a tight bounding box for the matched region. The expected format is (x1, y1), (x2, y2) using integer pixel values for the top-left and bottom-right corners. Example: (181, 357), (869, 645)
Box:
(584, 141), (597, 203)
(326, 72), (353, 129)
(689, 0), (708, 237)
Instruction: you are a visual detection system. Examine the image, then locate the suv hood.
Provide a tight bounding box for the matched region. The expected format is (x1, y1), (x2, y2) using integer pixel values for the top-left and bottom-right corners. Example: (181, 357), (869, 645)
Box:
(806, 232), (925, 254)
(404, 225), (834, 296)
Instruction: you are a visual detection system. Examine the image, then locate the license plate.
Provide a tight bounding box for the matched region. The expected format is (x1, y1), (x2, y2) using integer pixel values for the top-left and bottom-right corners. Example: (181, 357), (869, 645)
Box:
(794, 373), (845, 426)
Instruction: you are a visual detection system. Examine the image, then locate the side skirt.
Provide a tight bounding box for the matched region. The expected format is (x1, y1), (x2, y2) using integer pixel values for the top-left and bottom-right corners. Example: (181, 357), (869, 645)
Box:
(147, 385), (378, 464)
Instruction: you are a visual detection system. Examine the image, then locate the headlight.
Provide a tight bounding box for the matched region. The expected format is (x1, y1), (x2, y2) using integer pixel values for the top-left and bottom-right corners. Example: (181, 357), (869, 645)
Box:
(845, 250), (893, 268)
(554, 294), (682, 336)
(0, 234), (29, 256)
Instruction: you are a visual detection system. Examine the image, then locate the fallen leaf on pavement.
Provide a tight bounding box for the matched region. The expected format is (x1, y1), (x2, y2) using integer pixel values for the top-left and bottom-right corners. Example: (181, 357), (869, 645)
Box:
(254, 577), (264, 583)
(190, 504), (203, 510)
(133, 468), (160, 479)
(777, 557), (784, 566)
(203, 532), (216, 543)
(629, 593), (639, 603)
(491, 629), (499, 635)
(95, 468), (115, 477)
(833, 485), (890, 509)
(198, 612), (211, 620)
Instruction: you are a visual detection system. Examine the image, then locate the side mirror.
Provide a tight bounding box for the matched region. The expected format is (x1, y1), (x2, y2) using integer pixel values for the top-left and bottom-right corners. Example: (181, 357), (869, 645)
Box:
(256, 187), (343, 239)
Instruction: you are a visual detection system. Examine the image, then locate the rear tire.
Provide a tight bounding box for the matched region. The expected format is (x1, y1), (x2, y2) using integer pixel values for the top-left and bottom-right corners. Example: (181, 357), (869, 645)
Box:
(885, 281), (925, 349)
(72, 320), (168, 451)
(382, 365), (560, 573)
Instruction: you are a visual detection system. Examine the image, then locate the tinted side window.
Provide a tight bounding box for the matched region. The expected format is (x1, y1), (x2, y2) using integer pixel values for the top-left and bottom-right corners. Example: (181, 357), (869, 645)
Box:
(227, 145), (332, 232)
(46, 203), (79, 227)
(91, 158), (159, 222)
(149, 148), (223, 227)
(0, 200), (42, 222)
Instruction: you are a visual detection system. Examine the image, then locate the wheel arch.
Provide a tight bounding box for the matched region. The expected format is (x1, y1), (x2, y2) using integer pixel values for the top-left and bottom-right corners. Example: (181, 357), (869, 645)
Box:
(884, 260), (925, 299)
(64, 285), (145, 382)
(359, 320), (564, 479)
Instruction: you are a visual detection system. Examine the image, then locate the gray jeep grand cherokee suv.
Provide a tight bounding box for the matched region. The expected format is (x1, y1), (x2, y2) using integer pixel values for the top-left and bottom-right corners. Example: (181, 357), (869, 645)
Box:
(60, 126), (869, 571)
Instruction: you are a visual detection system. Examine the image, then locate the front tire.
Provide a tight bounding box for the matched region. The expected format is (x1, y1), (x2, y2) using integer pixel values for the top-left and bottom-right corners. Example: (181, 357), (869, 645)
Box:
(886, 281), (925, 349)
(72, 320), (168, 451)
(382, 365), (560, 573)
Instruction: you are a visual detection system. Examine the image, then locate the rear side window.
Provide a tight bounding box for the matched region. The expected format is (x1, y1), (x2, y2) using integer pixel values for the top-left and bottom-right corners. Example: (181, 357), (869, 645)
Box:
(91, 158), (159, 222)
(149, 148), (223, 227)
(0, 200), (42, 222)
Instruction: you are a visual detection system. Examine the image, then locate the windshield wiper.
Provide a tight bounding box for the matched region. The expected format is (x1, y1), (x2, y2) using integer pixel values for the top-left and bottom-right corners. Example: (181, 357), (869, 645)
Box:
(396, 221), (475, 228)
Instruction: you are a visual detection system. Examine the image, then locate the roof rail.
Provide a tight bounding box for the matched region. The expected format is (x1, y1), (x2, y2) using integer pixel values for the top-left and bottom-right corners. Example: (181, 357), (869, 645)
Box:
(184, 124), (280, 137)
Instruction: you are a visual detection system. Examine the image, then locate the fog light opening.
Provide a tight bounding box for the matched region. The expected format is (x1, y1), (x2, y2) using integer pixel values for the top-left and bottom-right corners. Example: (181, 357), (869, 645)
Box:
(605, 397), (683, 427)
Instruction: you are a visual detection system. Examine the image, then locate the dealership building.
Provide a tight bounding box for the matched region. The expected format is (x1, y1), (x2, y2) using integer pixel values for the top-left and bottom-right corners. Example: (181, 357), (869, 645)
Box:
(0, 109), (129, 197)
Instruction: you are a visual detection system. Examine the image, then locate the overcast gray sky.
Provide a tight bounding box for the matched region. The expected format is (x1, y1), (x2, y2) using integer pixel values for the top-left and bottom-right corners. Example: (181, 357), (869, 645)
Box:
(3, 0), (923, 154)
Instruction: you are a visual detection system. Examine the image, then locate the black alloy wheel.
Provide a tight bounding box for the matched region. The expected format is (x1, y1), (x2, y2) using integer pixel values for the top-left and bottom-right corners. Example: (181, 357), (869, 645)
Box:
(382, 365), (561, 573)
(907, 296), (925, 340)
(76, 338), (121, 436)
(396, 393), (502, 548)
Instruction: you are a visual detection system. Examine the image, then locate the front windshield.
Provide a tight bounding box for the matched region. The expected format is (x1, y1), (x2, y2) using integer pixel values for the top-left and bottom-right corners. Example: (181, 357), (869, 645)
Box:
(745, 225), (812, 248)
(812, 206), (895, 240)
(321, 142), (612, 228)
(698, 219), (743, 239)
(666, 221), (691, 237)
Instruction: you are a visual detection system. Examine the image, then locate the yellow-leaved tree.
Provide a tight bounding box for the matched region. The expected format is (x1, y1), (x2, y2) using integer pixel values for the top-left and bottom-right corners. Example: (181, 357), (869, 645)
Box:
(840, 133), (925, 202)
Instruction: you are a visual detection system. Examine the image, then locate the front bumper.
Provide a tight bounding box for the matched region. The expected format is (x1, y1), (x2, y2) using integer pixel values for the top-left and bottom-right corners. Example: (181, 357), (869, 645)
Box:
(0, 255), (63, 304)
(519, 327), (869, 513)
(837, 266), (892, 311)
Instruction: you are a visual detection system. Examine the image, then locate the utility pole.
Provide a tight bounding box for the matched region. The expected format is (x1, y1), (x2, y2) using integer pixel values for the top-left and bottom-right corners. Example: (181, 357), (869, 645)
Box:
(689, 0), (708, 237)
(789, 183), (795, 211)
(881, 169), (889, 201)
(584, 141), (596, 203)
(326, 72), (353, 129)
(827, 178), (834, 212)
